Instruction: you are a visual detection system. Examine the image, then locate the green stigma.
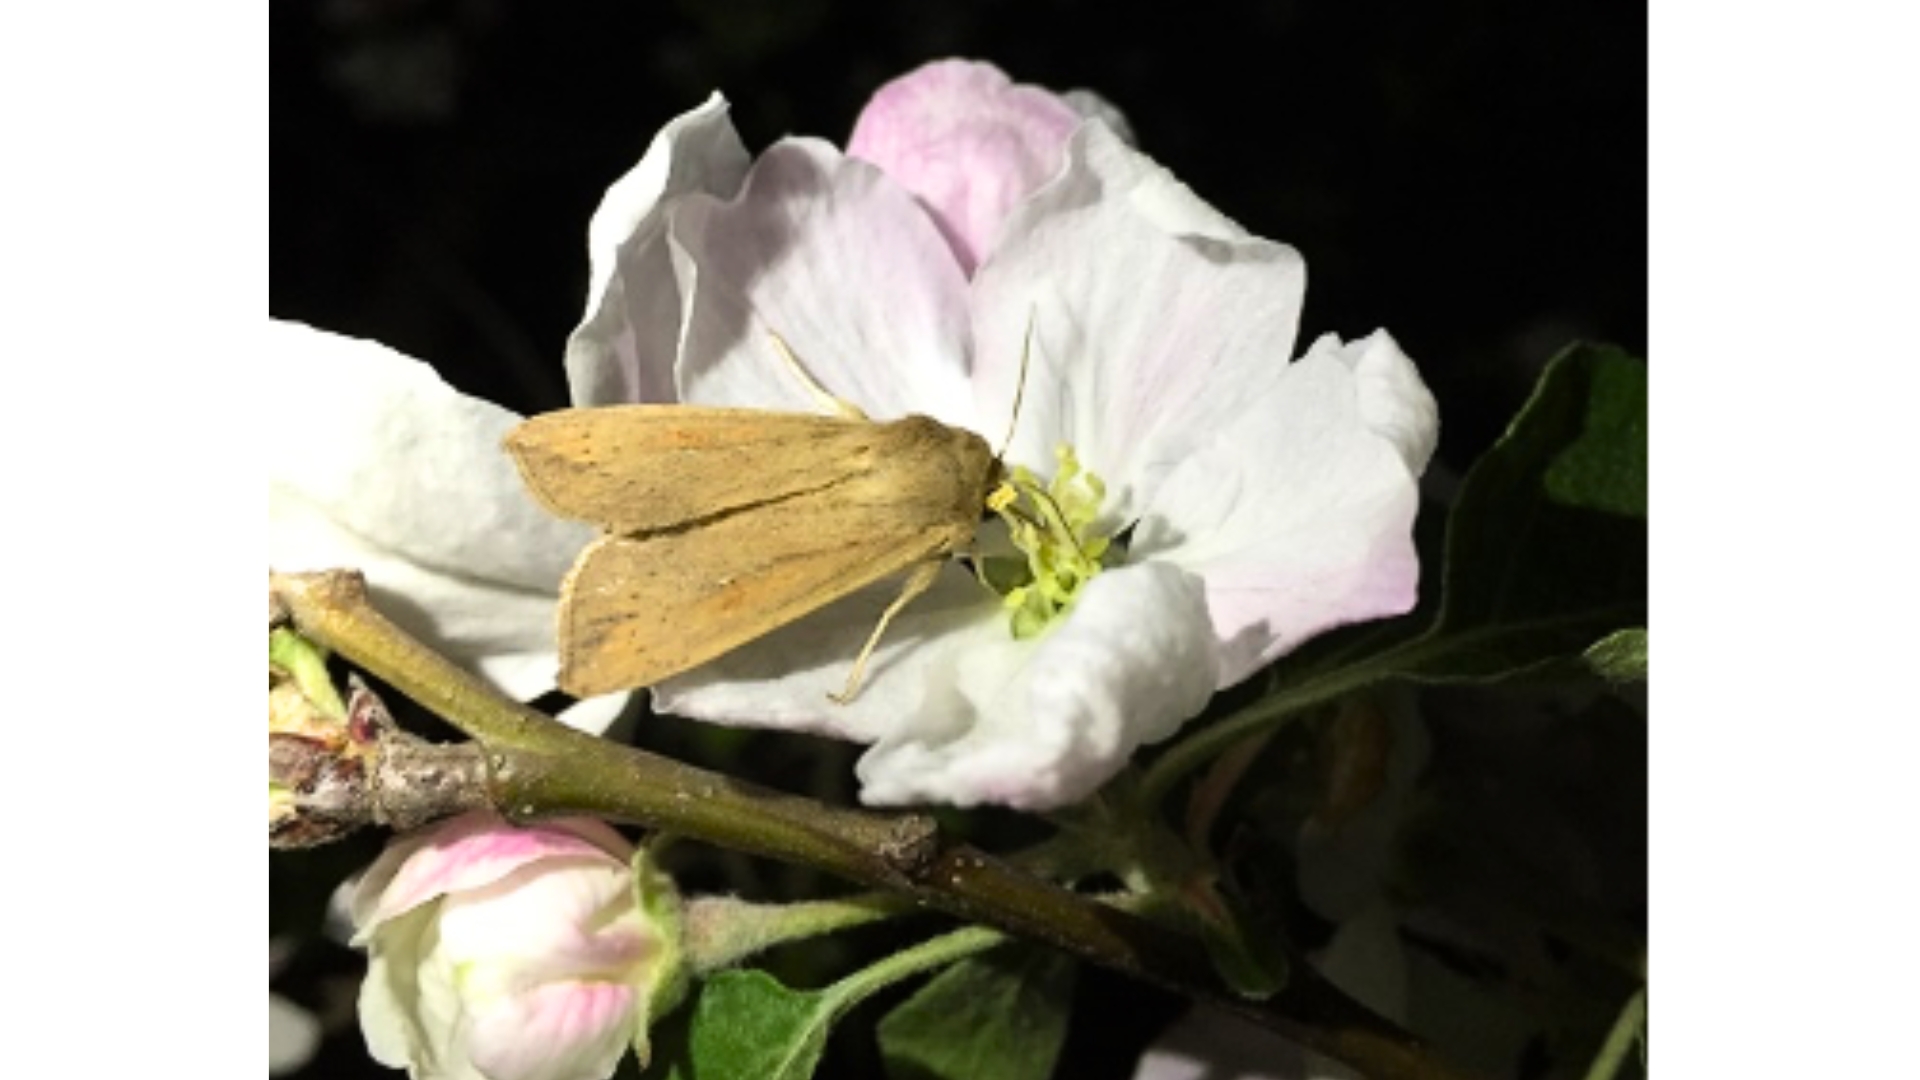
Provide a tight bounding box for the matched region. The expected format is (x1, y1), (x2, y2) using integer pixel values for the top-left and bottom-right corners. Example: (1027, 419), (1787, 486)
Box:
(985, 444), (1114, 640)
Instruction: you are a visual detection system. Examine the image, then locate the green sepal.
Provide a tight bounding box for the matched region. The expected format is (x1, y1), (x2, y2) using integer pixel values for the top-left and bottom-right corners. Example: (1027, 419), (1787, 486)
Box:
(630, 837), (689, 1070)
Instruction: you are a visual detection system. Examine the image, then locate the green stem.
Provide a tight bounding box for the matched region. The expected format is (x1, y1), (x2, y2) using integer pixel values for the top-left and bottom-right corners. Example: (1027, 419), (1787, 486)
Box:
(686, 893), (916, 975)
(827, 925), (1005, 1015)
(1582, 988), (1647, 1080)
(270, 570), (1478, 1080)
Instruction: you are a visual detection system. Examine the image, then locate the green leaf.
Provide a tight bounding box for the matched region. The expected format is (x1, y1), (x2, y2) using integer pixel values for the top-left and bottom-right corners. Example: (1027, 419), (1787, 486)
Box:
(1545, 352), (1647, 516)
(877, 947), (1076, 1080)
(1583, 628), (1648, 683)
(1398, 343), (1648, 682)
(674, 927), (1004, 1080)
(684, 970), (837, 1080)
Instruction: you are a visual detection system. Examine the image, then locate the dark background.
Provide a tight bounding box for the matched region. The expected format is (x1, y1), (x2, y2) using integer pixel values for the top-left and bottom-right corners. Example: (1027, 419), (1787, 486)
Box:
(270, 2), (1645, 1076)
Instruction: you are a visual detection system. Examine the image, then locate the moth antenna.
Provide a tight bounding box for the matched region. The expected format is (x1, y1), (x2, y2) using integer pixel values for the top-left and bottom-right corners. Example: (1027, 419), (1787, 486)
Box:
(768, 331), (867, 421)
(830, 560), (942, 705)
(995, 308), (1036, 459)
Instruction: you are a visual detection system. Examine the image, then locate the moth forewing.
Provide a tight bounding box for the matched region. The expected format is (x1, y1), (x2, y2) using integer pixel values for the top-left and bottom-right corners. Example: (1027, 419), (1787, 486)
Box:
(505, 407), (892, 536)
(507, 407), (1003, 701)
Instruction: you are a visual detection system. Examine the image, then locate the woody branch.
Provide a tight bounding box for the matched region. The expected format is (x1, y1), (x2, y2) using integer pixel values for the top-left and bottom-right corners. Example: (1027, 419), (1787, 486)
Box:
(268, 568), (1477, 1080)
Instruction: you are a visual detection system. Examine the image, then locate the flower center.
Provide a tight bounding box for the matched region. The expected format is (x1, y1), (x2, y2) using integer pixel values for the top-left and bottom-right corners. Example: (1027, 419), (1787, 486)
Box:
(984, 445), (1113, 639)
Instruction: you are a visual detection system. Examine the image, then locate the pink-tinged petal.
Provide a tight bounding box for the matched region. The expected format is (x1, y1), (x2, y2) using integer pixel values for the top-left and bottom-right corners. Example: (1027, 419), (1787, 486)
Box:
(667, 138), (978, 428)
(352, 813), (630, 936)
(847, 59), (1080, 275)
(567, 93), (751, 406)
(858, 562), (1217, 809)
(465, 981), (638, 1080)
(652, 567), (1005, 745)
(967, 122), (1303, 522)
(266, 321), (596, 702)
(434, 861), (650, 975)
(1132, 337), (1428, 688)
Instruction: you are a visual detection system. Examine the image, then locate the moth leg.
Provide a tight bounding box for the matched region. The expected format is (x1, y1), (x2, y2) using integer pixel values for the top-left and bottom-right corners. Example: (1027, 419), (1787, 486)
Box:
(830, 559), (943, 705)
(767, 331), (868, 421)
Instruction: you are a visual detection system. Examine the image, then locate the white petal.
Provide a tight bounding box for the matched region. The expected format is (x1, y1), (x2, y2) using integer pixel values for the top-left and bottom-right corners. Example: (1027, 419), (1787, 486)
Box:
(666, 138), (980, 429)
(555, 692), (635, 736)
(357, 906), (438, 1071)
(656, 561), (1214, 809)
(1324, 329), (1439, 475)
(411, 942), (491, 1080)
(267, 321), (594, 700)
(1133, 336), (1428, 688)
(652, 567), (1004, 745)
(968, 122), (1305, 522)
(566, 93), (751, 406)
(858, 561), (1217, 809)
(1060, 90), (1137, 147)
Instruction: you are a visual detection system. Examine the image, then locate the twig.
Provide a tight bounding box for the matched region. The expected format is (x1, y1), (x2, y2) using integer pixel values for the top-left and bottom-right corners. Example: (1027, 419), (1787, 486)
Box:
(268, 569), (1479, 1080)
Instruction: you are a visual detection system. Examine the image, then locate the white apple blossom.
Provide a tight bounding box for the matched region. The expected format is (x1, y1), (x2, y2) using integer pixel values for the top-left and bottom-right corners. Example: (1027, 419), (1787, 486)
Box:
(351, 812), (681, 1080)
(266, 320), (626, 732)
(561, 59), (1437, 811)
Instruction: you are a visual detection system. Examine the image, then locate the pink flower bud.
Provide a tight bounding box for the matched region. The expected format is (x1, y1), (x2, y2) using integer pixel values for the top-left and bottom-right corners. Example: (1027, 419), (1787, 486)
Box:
(350, 812), (682, 1080)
